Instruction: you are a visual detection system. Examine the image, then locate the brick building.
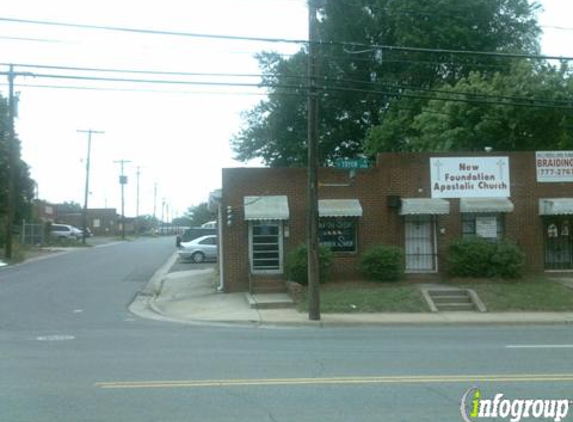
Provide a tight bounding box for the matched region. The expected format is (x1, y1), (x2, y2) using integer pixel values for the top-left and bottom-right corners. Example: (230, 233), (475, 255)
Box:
(217, 151), (573, 293)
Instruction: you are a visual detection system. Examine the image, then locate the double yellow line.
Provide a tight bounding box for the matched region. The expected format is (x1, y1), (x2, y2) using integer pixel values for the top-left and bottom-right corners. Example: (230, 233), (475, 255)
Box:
(95, 373), (573, 390)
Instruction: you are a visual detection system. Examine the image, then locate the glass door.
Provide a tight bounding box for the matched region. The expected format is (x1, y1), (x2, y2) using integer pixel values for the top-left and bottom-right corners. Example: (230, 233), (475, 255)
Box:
(249, 221), (283, 273)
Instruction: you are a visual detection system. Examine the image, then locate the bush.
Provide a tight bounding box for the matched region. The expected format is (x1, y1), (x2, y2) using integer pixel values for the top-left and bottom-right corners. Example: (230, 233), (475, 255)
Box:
(285, 244), (334, 285)
(359, 245), (404, 282)
(447, 237), (525, 279)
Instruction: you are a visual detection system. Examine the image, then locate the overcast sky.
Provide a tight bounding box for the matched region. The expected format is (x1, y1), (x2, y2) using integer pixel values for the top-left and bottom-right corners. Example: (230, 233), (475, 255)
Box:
(0, 0), (571, 220)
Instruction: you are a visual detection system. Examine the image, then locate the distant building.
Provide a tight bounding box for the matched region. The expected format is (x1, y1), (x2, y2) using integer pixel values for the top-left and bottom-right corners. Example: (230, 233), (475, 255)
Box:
(57, 208), (119, 235)
(34, 200), (56, 223)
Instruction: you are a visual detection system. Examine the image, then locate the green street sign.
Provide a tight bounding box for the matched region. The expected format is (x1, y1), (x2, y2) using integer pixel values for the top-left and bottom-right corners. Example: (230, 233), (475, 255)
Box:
(334, 157), (370, 169)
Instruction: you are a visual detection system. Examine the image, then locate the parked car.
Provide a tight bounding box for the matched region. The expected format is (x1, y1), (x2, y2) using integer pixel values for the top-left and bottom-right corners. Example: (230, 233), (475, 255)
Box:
(176, 226), (216, 247)
(178, 235), (218, 263)
(201, 220), (217, 229)
(50, 224), (81, 240)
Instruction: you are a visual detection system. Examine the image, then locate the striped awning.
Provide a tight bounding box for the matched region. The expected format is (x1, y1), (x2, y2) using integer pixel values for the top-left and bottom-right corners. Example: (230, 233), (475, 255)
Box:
(243, 196), (289, 220)
(319, 199), (363, 217)
(460, 198), (514, 213)
(539, 198), (573, 215)
(400, 198), (450, 215)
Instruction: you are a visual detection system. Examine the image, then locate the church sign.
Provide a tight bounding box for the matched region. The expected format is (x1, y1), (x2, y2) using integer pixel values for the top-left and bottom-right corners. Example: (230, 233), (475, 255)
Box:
(430, 157), (510, 198)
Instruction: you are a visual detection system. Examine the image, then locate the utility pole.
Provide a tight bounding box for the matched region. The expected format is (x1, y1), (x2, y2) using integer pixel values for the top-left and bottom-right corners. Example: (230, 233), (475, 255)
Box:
(114, 159), (131, 240)
(307, 0), (321, 321)
(136, 166), (141, 236)
(153, 183), (157, 221)
(3, 65), (16, 260)
(77, 129), (104, 245)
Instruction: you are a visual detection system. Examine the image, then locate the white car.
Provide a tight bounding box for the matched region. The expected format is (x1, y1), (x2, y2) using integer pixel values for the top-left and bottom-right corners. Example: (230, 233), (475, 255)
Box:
(50, 224), (82, 240)
(178, 235), (218, 263)
(201, 221), (217, 229)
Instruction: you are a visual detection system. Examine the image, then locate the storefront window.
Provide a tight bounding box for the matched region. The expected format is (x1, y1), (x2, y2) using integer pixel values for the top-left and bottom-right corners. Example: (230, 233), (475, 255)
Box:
(462, 213), (504, 240)
(319, 218), (357, 252)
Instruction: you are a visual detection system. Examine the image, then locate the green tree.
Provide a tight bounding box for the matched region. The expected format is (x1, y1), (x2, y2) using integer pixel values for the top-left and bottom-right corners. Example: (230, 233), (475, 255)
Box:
(366, 61), (573, 153)
(232, 0), (541, 166)
(0, 94), (35, 246)
(186, 202), (215, 227)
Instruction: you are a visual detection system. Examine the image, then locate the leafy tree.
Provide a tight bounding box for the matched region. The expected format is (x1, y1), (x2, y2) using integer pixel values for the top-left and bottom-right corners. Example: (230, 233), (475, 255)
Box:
(366, 61), (573, 153)
(55, 201), (83, 214)
(232, 0), (541, 166)
(185, 202), (215, 227)
(0, 94), (35, 245)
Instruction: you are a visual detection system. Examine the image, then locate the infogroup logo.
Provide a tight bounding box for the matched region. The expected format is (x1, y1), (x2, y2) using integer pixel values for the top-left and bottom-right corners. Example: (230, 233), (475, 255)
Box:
(460, 387), (571, 422)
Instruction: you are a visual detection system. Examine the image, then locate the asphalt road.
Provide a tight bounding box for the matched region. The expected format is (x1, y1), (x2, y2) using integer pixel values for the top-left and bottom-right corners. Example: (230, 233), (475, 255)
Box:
(1, 237), (573, 422)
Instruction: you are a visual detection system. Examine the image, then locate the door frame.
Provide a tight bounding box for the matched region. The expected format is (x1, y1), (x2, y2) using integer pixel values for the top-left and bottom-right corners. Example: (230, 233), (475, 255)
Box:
(248, 220), (284, 274)
(404, 215), (438, 273)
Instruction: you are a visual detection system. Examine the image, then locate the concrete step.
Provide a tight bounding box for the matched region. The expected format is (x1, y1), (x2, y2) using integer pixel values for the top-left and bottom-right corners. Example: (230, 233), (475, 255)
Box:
(436, 303), (476, 312)
(246, 293), (294, 310)
(425, 289), (479, 312)
(428, 289), (468, 297)
(431, 295), (472, 304)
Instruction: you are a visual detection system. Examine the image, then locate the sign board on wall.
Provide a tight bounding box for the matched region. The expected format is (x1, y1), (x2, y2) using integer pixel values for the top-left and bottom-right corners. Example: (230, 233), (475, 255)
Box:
(430, 157), (510, 198)
(476, 216), (497, 238)
(536, 151), (573, 183)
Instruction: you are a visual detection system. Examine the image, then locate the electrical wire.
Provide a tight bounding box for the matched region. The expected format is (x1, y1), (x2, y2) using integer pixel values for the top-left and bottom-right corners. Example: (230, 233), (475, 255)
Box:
(2, 16), (573, 61)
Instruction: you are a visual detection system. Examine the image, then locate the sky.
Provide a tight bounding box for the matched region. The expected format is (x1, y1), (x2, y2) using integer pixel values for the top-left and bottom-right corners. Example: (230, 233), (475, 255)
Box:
(0, 0), (572, 220)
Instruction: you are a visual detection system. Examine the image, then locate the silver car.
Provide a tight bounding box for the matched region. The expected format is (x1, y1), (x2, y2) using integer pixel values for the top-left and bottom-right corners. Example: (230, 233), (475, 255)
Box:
(50, 224), (82, 240)
(178, 235), (217, 263)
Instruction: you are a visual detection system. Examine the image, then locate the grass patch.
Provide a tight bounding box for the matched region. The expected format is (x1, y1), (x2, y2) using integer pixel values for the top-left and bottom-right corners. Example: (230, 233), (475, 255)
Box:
(298, 283), (429, 313)
(460, 278), (573, 311)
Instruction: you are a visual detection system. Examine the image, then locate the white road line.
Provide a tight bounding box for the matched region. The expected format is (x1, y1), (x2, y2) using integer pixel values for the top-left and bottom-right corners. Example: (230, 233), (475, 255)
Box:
(506, 345), (573, 349)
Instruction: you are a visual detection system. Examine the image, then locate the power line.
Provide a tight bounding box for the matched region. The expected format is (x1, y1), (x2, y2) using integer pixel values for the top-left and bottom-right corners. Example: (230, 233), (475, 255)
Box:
(2, 70), (571, 110)
(0, 16), (307, 45)
(2, 16), (573, 61)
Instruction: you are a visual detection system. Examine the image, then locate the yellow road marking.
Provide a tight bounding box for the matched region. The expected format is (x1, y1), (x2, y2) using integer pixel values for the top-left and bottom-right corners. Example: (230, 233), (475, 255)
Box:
(95, 374), (573, 389)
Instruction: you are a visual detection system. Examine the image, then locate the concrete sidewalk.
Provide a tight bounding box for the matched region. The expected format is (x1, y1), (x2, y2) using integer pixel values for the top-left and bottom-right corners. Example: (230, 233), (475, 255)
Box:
(129, 258), (573, 328)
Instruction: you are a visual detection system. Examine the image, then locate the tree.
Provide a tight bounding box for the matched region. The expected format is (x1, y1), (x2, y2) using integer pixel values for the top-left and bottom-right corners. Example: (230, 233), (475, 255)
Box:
(366, 61), (573, 153)
(55, 201), (83, 215)
(0, 94), (35, 246)
(232, 0), (541, 166)
(185, 202), (215, 227)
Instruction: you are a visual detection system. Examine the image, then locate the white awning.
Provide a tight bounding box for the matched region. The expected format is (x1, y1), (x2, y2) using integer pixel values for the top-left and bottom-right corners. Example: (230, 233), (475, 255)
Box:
(243, 196), (289, 220)
(539, 198), (573, 215)
(460, 198), (514, 213)
(319, 199), (363, 217)
(400, 198), (450, 215)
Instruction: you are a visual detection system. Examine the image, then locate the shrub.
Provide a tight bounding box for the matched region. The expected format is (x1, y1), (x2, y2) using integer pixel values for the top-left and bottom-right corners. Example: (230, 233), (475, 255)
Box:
(490, 239), (526, 279)
(359, 245), (404, 282)
(447, 237), (495, 278)
(285, 244), (334, 285)
(447, 237), (525, 279)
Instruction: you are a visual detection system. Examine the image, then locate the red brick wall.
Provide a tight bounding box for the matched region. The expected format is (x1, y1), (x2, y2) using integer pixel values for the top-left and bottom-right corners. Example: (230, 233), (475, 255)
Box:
(221, 152), (573, 292)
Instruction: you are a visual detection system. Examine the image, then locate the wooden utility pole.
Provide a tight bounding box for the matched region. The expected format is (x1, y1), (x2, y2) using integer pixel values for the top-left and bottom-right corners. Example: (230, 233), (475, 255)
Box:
(77, 129), (104, 245)
(307, 0), (321, 321)
(3, 65), (16, 260)
(114, 159), (131, 240)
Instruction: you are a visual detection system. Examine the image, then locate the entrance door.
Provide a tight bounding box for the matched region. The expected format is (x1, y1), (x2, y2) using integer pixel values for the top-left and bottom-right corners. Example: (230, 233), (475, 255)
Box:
(405, 216), (437, 272)
(249, 221), (283, 273)
(544, 217), (573, 270)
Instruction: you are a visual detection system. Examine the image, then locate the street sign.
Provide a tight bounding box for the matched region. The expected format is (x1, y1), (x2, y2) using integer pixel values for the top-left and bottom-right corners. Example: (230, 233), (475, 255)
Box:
(119, 175), (128, 185)
(334, 157), (370, 169)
